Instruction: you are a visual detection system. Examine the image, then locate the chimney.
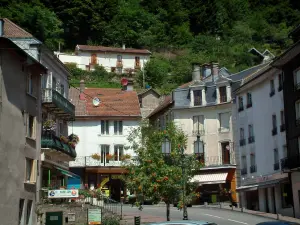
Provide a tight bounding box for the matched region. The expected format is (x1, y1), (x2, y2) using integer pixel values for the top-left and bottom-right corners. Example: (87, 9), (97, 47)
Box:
(211, 62), (219, 82)
(122, 44), (126, 50)
(192, 63), (201, 81)
(202, 63), (211, 78)
(79, 80), (85, 100)
(0, 19), (4, 37)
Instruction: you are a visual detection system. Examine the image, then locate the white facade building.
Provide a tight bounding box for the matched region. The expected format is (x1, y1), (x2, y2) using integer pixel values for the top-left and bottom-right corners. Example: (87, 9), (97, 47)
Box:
(55, 44), (151, 73)
(234, 65), (293, 216)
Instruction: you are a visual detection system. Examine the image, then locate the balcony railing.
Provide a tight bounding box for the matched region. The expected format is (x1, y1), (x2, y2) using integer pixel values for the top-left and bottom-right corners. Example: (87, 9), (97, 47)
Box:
(42, 88), (75, 120)
(272, 127), (277, 136)
(199, 155), (236, 167)
(192, 129), (205, 136)
(241, 168), (247, 175)
(280, 124), (286, 132)
(240, 139), (246, 146)
(248, 136), (255, 144)
(218, 127), (230, 133)
(220, 95), (227, 103)
(280, 156), (300, 170)
(250, 165), (257, 173)
(41, 131), (76, 159)
(69, 156), (136, 167)
(274, 162), (280, 170)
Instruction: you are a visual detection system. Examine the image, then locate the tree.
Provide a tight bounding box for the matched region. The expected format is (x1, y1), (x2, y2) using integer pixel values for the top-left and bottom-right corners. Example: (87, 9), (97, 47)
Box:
(122, 122), (201, 221)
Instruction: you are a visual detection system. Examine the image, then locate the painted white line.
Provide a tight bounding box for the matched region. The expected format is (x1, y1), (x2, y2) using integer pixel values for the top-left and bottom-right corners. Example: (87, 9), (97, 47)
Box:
(203, 214), (222, 219)
(227, 219), (248, 224)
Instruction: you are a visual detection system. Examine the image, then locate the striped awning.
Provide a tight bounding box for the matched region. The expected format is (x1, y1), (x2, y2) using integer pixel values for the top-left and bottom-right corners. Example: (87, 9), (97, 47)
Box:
(191, 172), (228, 184)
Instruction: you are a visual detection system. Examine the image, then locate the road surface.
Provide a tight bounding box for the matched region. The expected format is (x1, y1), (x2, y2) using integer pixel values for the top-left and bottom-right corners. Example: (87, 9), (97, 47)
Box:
(121, 205), (279, 225)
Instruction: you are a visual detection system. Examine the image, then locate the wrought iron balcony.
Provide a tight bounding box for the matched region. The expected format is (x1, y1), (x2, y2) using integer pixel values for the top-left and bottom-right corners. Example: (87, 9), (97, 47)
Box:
(200, 155), (236, 167)
(274, 162), (280, 170)
(41, 131), (76, 159)
(248, 136), (255, 144)
(280, 156), (300, 170)
(69, 156), (137, 167)
(280, 124), (286, 132)
(272, 127), (277, 136)
(42, 88), (75, 121)
(250, 165), (257, 173)
(240, 139), (246, 146)
(241, 168), (247, 175)
(192, 129), (205, 136)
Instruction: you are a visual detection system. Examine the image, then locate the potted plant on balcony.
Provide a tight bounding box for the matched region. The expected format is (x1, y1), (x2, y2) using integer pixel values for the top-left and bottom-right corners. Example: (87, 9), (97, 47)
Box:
(91, 153), (101, 161)
(120, 154), (131, 161)
(43, 119), (56, 130)
(106, 154), (114, 160)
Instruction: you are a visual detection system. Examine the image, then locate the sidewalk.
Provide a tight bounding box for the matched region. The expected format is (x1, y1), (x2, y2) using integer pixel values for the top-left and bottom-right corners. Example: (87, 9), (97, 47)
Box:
(120, 212), (169, 225)
(199, 203), (300, 224)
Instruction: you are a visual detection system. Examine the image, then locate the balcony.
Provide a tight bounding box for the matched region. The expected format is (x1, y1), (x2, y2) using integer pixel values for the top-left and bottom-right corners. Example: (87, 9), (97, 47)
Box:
(41, 131), (76, 160)
(69, 156), (133, 167)
(238, 106), (244, 112)
(218, 127), (230, 133)
(116, 61), (123, 68)
(280, 124), (286, 132)
(272, 127), (277, 136)
(241, 168), (247, 175)
(192, 129), (205, 136)
(269, 90), (275, 97)
(42, 89), (75, 121)
(240, 139), (246, 146)
(250, 165), (257, 173)
(274, 162), (280, 170)
(248, 136), (255, 144)
(280, 156), (300, 170)
(200, 155), (236, 168)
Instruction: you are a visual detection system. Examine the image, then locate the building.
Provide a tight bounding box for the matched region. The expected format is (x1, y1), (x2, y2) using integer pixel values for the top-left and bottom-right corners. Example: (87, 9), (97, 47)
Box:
(233, 64), (293, 216)
(0, 24), (47, 225)
(138, 88), (161, 118)
(2, 18), (79, 192)
(55, 44), (151, 74)
(149, 62), (266, 204)
(68, 80), (141, 201)
(271, 24), (300, 218)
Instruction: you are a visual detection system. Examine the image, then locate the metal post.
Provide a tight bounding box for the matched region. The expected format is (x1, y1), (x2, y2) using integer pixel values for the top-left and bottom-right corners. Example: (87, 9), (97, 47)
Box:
(182, 159), (188, 220)
(121, 202), (123, 219)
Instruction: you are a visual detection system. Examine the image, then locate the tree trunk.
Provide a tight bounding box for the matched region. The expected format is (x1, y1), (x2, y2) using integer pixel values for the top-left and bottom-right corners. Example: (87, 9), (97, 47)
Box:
(166, 202), (170, 221)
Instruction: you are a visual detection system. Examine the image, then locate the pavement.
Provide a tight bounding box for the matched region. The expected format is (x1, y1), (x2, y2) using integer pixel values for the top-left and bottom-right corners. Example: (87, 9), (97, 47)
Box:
(120, 204), (300, 225)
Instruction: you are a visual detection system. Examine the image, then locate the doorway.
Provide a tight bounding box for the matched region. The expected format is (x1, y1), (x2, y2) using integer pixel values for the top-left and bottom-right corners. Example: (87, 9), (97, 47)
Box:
(221, 142), (230, 164)
(46, 211), (63, 225)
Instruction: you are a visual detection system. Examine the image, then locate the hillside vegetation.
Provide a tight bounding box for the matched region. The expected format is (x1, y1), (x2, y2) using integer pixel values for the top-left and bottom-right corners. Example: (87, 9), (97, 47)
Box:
(1, 0), (300, 92)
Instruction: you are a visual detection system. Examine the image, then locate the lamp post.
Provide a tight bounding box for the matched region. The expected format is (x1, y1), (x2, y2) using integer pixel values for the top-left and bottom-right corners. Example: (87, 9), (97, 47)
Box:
(194, 134), (204, 164)
(179, 146), (188, 220)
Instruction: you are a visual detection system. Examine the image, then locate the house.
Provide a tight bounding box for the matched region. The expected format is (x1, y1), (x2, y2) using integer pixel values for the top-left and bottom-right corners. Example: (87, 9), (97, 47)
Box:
(271, 24), (300, 218)
(138, 88), (161, 118)
(233, 64), (292, 216)
(55, 44), (151, 74)
(148, 62), (267, 205)
(0, 22), (47, 225)
(68, 80), (141, 201)
(2, 18), (79, 193)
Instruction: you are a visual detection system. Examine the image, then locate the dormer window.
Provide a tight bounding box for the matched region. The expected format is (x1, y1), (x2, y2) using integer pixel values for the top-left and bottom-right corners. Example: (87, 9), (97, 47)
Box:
(219, 86), (227, 103)
(193, 90), (202, 106)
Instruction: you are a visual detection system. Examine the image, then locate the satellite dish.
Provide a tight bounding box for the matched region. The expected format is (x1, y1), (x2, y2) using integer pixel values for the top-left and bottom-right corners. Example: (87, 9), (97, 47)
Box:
(121, 78), (128, 86)
(92, 97), (101, 107)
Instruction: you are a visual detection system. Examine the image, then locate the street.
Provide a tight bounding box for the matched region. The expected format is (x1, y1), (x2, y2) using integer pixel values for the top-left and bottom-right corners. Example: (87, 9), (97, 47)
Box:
(121, 205), (278, 225)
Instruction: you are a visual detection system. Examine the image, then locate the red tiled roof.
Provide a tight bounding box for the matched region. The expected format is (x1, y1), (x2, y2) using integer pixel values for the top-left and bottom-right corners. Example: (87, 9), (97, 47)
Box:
(1, 18), (33, 38)
(179, 81), (193, 88)
(147, 95), (173, 118)
(76, 45), (151, 55)
(69, 87), (141, 117)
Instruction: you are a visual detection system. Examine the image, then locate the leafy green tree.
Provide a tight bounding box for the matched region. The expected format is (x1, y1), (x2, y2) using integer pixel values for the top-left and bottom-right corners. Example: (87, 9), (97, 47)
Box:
(123, 122), (201, 221)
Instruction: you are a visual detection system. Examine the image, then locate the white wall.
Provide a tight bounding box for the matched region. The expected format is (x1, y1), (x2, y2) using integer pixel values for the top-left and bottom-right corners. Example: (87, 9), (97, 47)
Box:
(237, 72), (286, 180)
(57, 51), (150, 72)
(69, 119), (139, 158)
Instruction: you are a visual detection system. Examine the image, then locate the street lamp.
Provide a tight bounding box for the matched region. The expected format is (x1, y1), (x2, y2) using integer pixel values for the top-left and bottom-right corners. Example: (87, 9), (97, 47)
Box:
(194, 134), (204, 164)
(162, 136), (171, 155)
(179, 145), (188, 220)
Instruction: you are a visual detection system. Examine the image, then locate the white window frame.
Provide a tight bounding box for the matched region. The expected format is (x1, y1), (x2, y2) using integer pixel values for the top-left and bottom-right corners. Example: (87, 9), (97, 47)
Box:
(25, 158), (37, 183)
(101, 120), (110, 135)
(193, 115), (204, 135)
(114, 145), (124, 161)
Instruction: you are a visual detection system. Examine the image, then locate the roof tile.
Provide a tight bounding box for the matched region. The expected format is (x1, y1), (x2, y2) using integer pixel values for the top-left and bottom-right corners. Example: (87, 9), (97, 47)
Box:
(76, 45), (151, 55)
(1, 18), (33, 38)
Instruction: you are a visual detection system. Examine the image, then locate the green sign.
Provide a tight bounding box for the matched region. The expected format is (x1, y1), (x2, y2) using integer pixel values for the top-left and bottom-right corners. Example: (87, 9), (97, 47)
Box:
(88, 209), (102, 225)
(134, 216), (141, 225)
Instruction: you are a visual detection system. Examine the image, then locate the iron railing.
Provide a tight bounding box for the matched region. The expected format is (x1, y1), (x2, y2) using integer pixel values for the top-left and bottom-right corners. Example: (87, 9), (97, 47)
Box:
(69, 156), (138, 167)
(272, 127), (278, 136)
(248, 136), (255, 144)
(250, 165), (257, 173)
(202, 155), (236, 167)
(241, 168), (247, 175)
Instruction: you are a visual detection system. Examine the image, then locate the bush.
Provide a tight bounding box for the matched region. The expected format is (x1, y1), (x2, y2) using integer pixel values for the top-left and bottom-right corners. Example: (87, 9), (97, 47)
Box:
(102, 215), (120, 225)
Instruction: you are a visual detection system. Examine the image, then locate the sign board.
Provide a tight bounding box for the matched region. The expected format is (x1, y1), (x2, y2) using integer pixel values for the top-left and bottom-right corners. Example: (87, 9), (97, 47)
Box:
(48, 189), (79, 198)
(134, 216), (141, 225)
(88, 208), (102, 225)
(68, 213), (76, 222)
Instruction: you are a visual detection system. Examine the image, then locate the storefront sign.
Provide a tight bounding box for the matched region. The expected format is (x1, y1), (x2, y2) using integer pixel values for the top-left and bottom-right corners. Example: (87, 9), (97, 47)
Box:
(48, 189), (79, 198)
(88, 208), (102, 225)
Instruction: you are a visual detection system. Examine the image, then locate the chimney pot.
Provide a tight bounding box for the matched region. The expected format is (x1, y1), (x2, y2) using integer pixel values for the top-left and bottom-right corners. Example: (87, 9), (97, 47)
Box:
(192, 63), (201, 81)
(0, 19), (4, 37)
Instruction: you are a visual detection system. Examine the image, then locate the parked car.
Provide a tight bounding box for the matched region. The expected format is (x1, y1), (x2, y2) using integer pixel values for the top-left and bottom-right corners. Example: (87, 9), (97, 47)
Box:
(147, 220), (217, 225)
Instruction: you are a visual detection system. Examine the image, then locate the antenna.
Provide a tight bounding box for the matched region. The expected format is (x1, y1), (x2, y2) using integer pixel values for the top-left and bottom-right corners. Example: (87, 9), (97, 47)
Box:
(92, 97), (101, 107)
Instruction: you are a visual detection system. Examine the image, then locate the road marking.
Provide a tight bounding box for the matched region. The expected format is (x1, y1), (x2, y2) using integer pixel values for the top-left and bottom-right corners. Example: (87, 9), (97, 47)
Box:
(227, 219), (248, 224)
(203, 214), (222, 219)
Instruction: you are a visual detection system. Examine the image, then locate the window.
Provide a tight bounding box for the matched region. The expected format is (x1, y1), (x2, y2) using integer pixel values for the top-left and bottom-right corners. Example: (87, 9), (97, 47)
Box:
(52, 77), (57, 90)
(59, 122), (64, 136)
(135, 56), (140, 67)
(101, 121), (109, 135)
(280, 110), (285, 132)
(219, 86), (227, 103)
(60, 84), (65, 96)
(240, 128), (245, 146)
(91, 53), (97, 64)
(272, 114), (277, 135)
(219, 112), (230, 132)
(25, 158), (36, 183)
(159, 115), (165, 130)
(114, 121), (123, 135)
(274, 148), (279, 163)
(294, 69), (300, 90)
(26, 114), (36, 139)
(248, 124), (255, 143)
(26, 200), (33, 225)
(193, 115), (204, 135)
(194, 140), (204, 162)
(27, 74), (34, 95)
(281, 183), (293, 208)
(270, 79), (275, 96)
(19, 199), (24, 225)
(241, 155), (247, 175)
(295, 100), (300, 125)
(238, 96), (244, 112)
(117, 55), (122, 62)
(278, 73), (283, 91)
(250, 153), (256, 173)
(193, 90), (202, 106)
(100, 145), (110, 164)
(283, 145), (287, 158)
(246, 93), (252, 108)
(114, 145), (124, 161)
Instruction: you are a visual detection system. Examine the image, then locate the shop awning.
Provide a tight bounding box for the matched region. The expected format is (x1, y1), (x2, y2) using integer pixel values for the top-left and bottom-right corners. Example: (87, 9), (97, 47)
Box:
(191, 172), (228, 184)
(54, 166), (81, 179)
(236, 185), (258, 192)
(258, 178), (289, 189)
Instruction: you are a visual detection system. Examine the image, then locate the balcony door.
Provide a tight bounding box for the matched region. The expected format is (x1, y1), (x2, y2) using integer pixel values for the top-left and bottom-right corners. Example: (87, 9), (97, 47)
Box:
(221, 142), (230, 164)
(101, 145), (110, 165)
